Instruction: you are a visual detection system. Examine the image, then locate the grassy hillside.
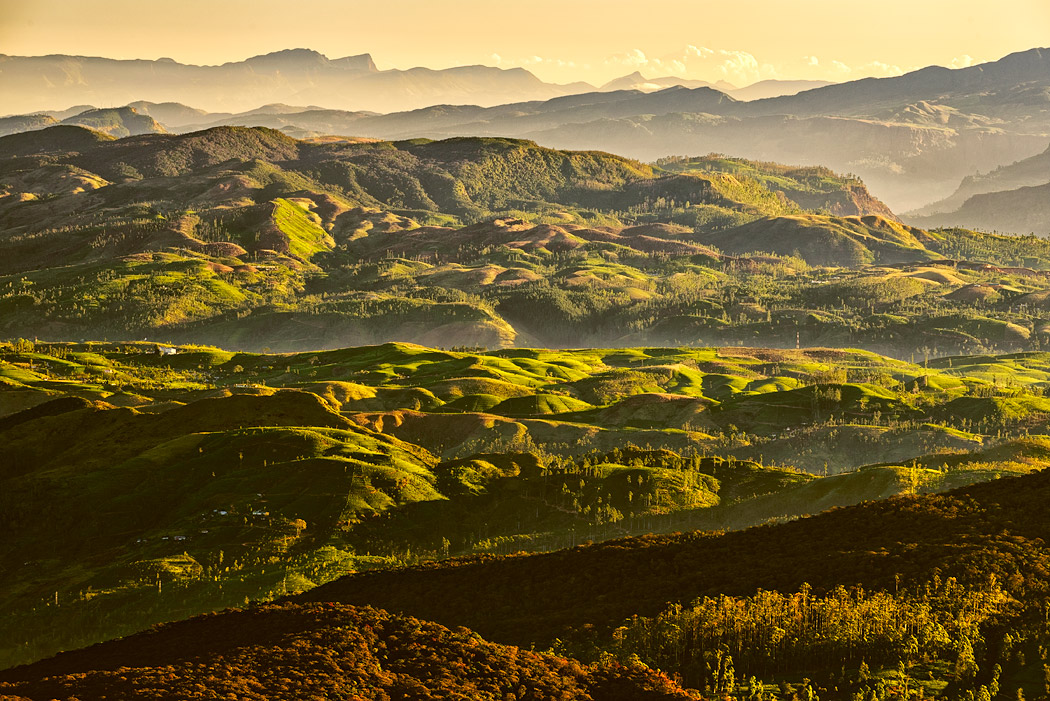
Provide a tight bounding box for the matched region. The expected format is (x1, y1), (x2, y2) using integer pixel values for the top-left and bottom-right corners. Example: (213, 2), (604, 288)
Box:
(3, 437), (1050, 699)
(700, 214), (935, 266)
(6, 126), (1050, 356)
(284, 466), (1050, 701)
(297, 466), (1050, 645)
(657, 155), (898, 219)
(1, 339), (1049, 668)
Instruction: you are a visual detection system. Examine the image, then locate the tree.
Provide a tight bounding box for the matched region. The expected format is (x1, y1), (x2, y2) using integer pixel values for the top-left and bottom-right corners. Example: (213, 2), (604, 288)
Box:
(12, 338), (34, 353)
(955, 634), (978, 681)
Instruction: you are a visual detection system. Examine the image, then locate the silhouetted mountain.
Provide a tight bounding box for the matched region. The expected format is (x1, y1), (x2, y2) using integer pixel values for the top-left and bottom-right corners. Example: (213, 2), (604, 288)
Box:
(745, 47), (1050, 117)
(909, 181), (1050, 235)
(907, 141), (1050, 227)
(42, 104), (96, 121)
(729, 79), (834, 101)
(0, 50), (594, 114)
(127, 101), (213, 128)
(600, 71), (729, 92)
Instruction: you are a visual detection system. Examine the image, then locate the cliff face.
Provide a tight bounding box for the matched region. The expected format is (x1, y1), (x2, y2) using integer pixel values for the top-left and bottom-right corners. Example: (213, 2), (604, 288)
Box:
(789, 182), (899, 220)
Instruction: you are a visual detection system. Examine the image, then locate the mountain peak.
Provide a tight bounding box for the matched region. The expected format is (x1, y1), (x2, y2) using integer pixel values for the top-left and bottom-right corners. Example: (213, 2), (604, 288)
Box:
(242, 48), (329, 68)
(332, 53), (377, 72)
(600, 71), (649, 90)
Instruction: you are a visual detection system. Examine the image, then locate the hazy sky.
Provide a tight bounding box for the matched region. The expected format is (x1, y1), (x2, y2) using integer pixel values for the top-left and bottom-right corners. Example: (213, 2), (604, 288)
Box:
(2, 0), (1048, 86)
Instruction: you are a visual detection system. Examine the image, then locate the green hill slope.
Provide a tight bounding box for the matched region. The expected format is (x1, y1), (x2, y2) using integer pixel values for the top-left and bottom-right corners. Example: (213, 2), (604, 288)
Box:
(700, 214), (936, 266)
(1, 340), (1048, 668)
(296, 465), (1050, 658)
(6, 126), (1050, 355)
(658, 154), (898, 219)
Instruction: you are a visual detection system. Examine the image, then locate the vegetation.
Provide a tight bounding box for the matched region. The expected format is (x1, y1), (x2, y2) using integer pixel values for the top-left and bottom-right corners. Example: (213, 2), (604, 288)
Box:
(0, 603), (695, 699)
(13, 126), (1050, 356)
(5, 126), (1050, 699)
(1, 338), (1050, 674)
(298, 464), (1050, 701)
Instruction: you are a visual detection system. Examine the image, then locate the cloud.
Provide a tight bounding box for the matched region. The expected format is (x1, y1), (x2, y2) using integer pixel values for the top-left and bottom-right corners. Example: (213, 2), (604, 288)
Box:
(829, 60), (852, 76)
(500, 54), (579, 70)
(809, 57), (903, 79)
(604, 45), (777, 86)
(950, 54), (975, 69)
(858, 61), (904, 77)
(492, 46), (912, 87)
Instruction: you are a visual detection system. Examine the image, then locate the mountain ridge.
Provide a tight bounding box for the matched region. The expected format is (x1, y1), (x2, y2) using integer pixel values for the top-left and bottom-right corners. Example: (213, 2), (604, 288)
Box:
(0, 49), (596, 114)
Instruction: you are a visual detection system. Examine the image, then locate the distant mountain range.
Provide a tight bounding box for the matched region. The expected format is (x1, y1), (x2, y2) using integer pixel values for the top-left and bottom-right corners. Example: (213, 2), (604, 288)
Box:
(0, 50), (835, 119)
(905, 143), (1050, 234)
(339, 47), (1049, 213)
(598, 71), (833, 100)
(2, 47), (1048, 217)
(0, 49), (593, 114)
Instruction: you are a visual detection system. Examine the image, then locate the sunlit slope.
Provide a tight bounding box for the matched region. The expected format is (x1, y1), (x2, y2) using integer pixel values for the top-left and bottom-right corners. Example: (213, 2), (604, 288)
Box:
(6, 126), (1050, 354)
(2, 340), (1050, 667)
(299, 465), (1050, 648)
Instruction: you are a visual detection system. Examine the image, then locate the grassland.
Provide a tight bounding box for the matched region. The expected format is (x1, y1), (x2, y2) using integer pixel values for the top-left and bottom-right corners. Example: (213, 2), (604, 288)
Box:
(8, 126), (1050, 357)
(3, 338), (1050, 668)
(6, 125), (1050, 698)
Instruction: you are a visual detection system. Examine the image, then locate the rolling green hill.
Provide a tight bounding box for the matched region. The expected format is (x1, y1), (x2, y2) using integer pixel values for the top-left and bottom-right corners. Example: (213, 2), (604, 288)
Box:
(658, 155), (898, 219)
(3, 431), (1050, 699)
(700, 214), (935, 266)
(6, 48), (1050, 701)
(6, 126), (1050, 356)
(1, 339), (1049, 669)
(296, 464), (1050, 645)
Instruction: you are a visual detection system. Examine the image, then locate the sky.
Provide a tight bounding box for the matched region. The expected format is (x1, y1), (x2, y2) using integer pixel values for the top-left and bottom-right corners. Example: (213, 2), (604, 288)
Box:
(2, 0), (1048, 87)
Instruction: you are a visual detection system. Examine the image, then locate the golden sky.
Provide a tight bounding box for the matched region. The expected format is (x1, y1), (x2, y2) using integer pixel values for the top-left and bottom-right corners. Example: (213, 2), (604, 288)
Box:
(2, 0), (1047, 86)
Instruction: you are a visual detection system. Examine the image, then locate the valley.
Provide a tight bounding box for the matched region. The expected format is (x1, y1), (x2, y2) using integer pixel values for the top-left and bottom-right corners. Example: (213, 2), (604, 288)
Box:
(3, 26), (1050, 698)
